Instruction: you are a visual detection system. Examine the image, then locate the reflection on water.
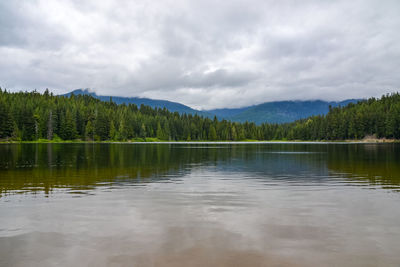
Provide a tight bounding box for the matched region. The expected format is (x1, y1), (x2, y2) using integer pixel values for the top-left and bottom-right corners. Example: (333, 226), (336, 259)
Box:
(327, 144), (400, 190)
(1, 143), (399, 196)
(0, 143), (400, 266)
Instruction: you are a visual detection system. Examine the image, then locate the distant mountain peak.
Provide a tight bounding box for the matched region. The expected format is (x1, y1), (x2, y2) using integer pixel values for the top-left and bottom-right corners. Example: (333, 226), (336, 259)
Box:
(69, 88), (95, 95)
(61, 89), (211, 117)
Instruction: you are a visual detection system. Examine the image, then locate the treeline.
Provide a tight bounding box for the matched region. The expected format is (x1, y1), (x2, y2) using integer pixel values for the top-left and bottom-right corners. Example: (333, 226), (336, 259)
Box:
(0, 89), (262, 141)
(0, 88), (399, 141)
(283, 93), (400, 140)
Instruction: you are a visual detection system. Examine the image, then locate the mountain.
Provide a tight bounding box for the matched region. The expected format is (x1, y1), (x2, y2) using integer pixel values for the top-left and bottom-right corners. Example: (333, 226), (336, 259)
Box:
(207, 99), (360, 124)
(206, 107), (251, 118)
(62, 89), (360, 124)
(63, 89), (211, 117)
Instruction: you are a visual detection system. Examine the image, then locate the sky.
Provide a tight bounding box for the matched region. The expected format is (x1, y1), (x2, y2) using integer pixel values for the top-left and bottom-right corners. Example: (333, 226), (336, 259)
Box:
(0, 0), (399, 109)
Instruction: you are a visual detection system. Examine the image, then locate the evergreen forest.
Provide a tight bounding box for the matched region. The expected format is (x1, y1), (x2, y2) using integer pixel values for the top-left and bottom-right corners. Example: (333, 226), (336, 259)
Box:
(0, 88), (399, 141)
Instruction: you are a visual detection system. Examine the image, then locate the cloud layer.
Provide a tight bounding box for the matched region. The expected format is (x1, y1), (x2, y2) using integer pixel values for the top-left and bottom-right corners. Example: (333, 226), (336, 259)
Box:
(1, 0), (399, 109)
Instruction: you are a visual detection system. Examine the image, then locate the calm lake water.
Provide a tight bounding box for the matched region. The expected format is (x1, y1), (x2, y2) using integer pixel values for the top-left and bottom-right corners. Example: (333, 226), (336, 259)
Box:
(1, 143), (400, 267)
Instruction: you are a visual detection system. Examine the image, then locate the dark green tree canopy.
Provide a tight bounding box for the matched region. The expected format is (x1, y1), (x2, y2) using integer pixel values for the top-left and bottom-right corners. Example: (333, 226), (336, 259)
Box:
(0, 88), (399, 141)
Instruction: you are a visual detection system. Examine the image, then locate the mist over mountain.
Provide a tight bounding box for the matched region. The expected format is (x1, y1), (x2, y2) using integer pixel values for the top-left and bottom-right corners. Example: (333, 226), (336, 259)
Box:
(63, 89), (360, 124)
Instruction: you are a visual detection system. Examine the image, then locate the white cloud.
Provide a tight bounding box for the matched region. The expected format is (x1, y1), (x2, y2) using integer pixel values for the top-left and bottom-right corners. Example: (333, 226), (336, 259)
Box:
(0, 0), (399, 109)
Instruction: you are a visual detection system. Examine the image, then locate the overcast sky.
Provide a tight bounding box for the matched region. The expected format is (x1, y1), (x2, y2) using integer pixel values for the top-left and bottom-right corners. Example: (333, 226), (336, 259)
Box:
(0, 0), (399, 109)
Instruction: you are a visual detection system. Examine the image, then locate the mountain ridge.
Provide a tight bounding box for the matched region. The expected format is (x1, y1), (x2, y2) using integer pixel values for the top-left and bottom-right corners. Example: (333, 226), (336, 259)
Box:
(62, 89), (361, 124)
(63, 89), (211, 117)
(215, 99), (360, 124)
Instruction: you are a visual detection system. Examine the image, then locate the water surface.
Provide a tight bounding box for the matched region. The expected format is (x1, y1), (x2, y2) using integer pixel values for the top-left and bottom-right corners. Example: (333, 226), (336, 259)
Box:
(1, 143), (400, 266)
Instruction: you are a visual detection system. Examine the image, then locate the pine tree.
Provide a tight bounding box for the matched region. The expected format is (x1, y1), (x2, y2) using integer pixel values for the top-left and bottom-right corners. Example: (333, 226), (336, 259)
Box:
(140, 123), (146, 139)
(85, 121), (94, 141)
(60, 110), (77, 140)
(47, 110), (54, 140)
(209, 125), (217, 140)
(95, 112), (110, 140)
(0, 102), (13, 138)
(109, 121), (116, 141)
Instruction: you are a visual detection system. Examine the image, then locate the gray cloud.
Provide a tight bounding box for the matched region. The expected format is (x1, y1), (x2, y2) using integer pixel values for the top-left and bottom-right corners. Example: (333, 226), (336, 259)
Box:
(0, 0), (399, 109)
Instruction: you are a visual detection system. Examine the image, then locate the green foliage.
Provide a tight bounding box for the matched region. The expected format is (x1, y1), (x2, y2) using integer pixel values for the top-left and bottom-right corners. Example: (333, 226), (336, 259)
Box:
(52, 134), (62, 142)
(282, 93), (400, 140)
(0, 99), (13, 139)
(85, 121), (94, 141)
(60, 109), (77, 140)
(208, 125), (217, 140)
(0, 89), (399, 141)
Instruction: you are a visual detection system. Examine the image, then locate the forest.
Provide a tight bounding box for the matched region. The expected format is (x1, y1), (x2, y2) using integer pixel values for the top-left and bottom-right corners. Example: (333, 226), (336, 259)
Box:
(0, 88), (399, 141)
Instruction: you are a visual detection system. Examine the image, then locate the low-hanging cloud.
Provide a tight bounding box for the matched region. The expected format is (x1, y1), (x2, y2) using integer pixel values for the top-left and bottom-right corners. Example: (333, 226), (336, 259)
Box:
(0, 0), (399, 109)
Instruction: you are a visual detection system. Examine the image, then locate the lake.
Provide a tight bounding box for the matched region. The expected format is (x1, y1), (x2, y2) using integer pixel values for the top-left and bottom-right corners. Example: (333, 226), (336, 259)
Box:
(1, 143), (400, 266)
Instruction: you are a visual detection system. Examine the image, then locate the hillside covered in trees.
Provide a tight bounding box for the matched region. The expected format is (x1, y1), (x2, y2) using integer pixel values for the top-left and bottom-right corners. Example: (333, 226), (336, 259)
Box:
(64, 89), (359, 124)
(64, 89), (210, 117)
(209, 99), (359, 124)
(0, 88), (399, 141)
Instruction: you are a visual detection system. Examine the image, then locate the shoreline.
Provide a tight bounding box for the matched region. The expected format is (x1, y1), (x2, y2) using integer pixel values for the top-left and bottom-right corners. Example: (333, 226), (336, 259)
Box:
(0, 139), (398, 144)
